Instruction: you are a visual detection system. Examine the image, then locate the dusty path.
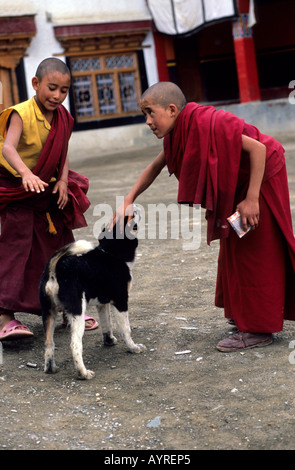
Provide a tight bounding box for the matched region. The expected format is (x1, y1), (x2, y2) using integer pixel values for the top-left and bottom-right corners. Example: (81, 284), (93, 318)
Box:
(1, 136), (295, 452)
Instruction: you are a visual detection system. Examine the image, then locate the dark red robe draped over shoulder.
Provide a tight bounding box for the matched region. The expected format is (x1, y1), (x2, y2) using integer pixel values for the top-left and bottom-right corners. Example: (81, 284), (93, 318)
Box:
(164, 103), (295, 332)
(164, 102), (245, 244)
(0, 104), (90, 315)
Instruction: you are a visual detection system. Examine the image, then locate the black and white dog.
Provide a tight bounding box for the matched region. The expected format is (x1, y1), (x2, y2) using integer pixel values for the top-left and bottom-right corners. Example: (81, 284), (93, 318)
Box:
(39, 206), (145, 380)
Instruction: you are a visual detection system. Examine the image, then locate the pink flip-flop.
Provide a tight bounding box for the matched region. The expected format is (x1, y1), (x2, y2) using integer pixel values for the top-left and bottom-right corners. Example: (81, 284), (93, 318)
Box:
(84, 315), (99, 331)
(0, 320), (34, 341)
(62, 314), (99, 331)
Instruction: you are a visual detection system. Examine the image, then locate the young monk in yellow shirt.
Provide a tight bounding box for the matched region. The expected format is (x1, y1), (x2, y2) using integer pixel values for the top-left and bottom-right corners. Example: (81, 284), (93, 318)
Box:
(0, 57), (97, 341)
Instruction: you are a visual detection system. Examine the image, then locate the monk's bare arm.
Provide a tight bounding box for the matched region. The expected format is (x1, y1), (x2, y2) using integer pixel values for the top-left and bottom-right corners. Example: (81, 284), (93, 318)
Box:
(2, 111), (48, 192)
(112, 150), (166, 226)
(236, 134), (266, 230)
(126, 150), (166, 203)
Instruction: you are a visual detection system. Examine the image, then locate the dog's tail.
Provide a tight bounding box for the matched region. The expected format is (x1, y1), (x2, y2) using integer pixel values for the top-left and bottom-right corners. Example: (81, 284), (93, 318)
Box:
(45, 240), (94, 297)
(49, 240), (94, 272)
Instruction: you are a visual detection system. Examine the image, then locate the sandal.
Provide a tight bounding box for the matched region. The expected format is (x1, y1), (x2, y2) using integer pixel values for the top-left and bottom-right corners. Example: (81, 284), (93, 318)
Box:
(84, 315), (99, 331)
(0, 320), (34, 341)
(217, 331), (273, 352)
(62, 314), (99, 331)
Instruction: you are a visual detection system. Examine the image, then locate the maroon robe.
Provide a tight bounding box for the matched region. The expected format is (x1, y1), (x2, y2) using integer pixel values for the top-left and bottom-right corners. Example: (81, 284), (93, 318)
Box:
(164, 102), (295, 332)
(0, 104), (90, 315)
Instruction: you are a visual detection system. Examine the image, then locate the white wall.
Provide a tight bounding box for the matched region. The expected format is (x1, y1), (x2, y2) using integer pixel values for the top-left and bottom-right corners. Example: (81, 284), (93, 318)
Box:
(44, 0), (151, 24)
(23, 2), (66, 102)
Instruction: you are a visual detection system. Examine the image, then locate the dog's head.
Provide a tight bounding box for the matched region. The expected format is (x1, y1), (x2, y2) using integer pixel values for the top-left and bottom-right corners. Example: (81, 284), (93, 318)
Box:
(98, 205), (141, 262)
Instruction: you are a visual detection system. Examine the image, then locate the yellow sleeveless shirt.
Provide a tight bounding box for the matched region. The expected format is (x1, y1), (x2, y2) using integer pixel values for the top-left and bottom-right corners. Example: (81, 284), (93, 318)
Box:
(0, 96), (51, 177)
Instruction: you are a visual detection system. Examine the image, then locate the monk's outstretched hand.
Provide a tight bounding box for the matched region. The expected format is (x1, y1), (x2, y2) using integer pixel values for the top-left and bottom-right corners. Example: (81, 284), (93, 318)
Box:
(109, 199), (135, 232)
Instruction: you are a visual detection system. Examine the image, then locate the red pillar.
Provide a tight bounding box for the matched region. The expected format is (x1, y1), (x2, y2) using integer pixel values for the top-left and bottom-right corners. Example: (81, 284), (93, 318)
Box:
(152, 30), (170, 81)
(232, 7), (260, 103)
(152, 30), (177, 82)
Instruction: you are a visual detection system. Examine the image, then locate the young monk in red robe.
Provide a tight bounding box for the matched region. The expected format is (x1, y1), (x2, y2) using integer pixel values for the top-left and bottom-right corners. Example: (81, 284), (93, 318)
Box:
(113, 81), (295, 352)
(0, 58), (98, 341)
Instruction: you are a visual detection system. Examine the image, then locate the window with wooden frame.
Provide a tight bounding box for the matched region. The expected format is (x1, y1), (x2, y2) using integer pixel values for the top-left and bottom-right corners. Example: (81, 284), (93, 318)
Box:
(69, 53), (142, 122)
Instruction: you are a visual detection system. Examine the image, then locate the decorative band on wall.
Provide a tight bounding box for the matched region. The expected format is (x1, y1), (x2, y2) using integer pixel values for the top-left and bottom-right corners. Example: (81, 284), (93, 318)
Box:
(232, 13), (253, 39)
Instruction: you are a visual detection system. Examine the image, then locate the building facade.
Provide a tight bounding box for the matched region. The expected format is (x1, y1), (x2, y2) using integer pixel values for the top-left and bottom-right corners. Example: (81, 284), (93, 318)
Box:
(0, 0), (159, 157)
(148, 0), (295, 105)
(0, 0), (294, 158)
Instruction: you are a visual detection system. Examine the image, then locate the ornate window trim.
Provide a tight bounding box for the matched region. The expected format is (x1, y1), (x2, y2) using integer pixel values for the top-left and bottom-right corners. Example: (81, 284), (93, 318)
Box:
(54, 20), (152, 55)
(54, 21), (151, 128)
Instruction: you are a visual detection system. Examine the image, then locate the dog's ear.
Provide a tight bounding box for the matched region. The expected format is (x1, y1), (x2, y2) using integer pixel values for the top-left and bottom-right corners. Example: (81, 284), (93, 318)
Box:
(98, 225), (108, 241)
(132, 204), (141, 226)
(125, 204), (141, 235)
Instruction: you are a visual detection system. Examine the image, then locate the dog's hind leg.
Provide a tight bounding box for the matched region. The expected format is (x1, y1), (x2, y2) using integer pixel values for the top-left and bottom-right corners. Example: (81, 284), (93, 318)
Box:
(112, 308), (146, 353)
(97, 303), (117, 347)
(69, 300), (95, 380)
(44, 309), (58, 374)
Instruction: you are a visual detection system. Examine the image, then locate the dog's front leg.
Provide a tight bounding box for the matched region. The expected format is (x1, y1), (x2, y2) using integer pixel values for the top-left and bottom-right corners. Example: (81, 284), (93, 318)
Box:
(69, 312), (95, 380)
(96, 303), (117, 347)
(112, 309), (146, 353)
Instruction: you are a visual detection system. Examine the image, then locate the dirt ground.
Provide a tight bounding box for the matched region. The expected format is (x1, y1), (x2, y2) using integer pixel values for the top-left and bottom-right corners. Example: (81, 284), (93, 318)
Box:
(1, 134), (295, 453)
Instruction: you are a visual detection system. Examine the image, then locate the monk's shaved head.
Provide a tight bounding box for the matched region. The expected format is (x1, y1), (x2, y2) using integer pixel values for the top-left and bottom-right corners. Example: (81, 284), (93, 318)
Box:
(35, 58), (71, 81)
(141, 82), (186, 111)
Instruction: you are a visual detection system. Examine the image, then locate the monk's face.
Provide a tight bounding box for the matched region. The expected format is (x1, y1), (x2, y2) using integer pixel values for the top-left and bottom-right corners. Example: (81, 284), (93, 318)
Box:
(32, 71), (71, 115)
(140, 97), (178, 139)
